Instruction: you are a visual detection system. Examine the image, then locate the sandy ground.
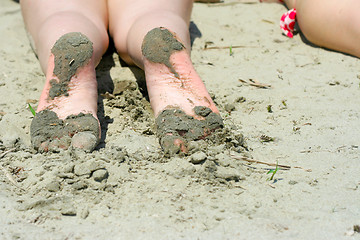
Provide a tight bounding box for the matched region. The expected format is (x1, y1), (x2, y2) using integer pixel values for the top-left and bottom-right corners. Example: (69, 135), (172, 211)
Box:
(1, 0), (359, 239)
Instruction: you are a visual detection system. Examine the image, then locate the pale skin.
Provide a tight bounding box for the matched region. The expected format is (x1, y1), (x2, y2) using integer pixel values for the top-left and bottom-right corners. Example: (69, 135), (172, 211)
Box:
(263, 0), (360, 58)
(20, 0), (219, 152)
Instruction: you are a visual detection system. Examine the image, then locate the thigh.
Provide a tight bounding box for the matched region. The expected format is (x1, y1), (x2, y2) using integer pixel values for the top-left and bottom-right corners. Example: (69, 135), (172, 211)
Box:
(107, 0), (193, 64)
(108, 0), (193, 23)
(21, 0), (108, 35)
(107, 0), (193, 36)
(296, 0), (360, 57)
(21, 0), (109, 69)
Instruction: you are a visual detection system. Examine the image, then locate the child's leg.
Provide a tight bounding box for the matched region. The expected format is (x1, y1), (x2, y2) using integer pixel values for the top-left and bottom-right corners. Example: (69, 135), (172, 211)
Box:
(21, 0), (109, 152)
(282, 0), (296, 8)
(259, 0), (296, 9)
(294, 0), (360, 58)
(108, 0), (223, 155)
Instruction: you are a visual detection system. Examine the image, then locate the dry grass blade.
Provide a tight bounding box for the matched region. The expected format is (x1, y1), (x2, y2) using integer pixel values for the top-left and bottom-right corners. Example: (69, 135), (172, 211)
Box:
(239, 78), (271, 89)
(232, 155), (312, 172)
(262, 19), (275, 24)
(195, 0), (222, 2)
(0, 148), (16, 159)
(204, 45), (256, 50)
(233, 156), (291, 170)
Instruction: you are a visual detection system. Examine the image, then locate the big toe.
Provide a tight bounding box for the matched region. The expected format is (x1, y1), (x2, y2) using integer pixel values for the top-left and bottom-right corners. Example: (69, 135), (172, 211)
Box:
(71, 132), (98, 152)
(156, 107), (223, 156)
(30, 110), (100, 152)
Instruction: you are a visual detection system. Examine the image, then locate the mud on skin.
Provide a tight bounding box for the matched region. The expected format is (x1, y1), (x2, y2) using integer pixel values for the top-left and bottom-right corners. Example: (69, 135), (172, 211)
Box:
(30, 110), (99, 152)
(141, 27), (184, 78)
(156, 106), (224, 156)
(49, 32), (93, 99)
(30, 32), (98, 152)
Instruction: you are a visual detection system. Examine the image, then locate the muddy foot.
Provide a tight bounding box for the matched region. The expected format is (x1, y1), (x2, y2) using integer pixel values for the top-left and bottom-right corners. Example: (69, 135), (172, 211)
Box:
(156, 106), (223, 156)
(30, 110), (99, 152)
(142, 27), (223, 156)
(31, 32), (100, 152)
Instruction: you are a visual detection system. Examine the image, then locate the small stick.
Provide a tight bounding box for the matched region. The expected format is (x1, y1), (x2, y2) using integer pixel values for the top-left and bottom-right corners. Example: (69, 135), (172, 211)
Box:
(195, 0), (222, 2)
(262, 19), (275, 24)
(204, 45), (256, 50)
(233, 156), (291, 170)
(232, 155), (312, 172)
(239, 78), (271, 89)
(0, 148), (16, 159)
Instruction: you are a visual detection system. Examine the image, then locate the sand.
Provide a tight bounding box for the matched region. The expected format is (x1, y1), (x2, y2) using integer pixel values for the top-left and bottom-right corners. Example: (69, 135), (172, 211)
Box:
(0, 0), (359, 239)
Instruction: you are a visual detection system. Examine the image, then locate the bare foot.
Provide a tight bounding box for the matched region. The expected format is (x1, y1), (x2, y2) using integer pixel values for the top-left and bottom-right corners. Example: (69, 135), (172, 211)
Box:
(30, 32), (100, 152)
(142, 28), (223, 156)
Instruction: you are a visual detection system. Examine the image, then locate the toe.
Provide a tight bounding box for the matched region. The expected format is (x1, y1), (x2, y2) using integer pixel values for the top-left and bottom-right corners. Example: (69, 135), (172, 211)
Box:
(71, 132), (98, 152)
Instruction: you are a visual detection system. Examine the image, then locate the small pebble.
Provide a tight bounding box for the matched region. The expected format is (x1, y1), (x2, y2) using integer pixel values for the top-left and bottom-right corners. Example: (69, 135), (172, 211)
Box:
(79, 208), (90, 219)
(288, 180), (298, 185)
(224, 103), (235, 113)
(72, 181), (88, 190)
(93, 169), (109, 182)
(190, 151), (207, 164)
(71, 132), (98, 153)
(235, 96), (246, 103)
(74, 163), (92, 177)
(61, 205), (77, 216)
(46, 181), (61, 192)
(63, 164), (75, 173)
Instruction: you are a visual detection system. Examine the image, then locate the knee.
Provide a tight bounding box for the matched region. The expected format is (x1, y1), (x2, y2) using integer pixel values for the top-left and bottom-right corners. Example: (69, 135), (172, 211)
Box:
(112, 10), (189, 63)
(37, 11), (109, 64)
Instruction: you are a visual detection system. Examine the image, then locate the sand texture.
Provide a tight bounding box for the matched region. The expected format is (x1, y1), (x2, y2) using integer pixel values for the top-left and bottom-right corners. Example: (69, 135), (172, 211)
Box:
(0, 0), (359, 239)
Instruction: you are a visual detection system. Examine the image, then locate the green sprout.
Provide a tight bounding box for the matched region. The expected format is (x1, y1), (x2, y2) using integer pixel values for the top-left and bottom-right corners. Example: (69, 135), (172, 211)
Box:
(229, 45), (233, 56)
(28, 103), (36, 117)
(267, 161), (279, 181)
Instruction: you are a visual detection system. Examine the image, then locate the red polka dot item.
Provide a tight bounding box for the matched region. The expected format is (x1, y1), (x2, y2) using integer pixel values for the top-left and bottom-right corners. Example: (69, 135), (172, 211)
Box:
(280, 8), (297, 38)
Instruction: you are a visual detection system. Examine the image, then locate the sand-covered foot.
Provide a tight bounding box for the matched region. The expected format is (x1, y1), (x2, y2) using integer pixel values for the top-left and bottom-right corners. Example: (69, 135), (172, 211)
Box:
(142, 27), (224, 156)
(30, 32), (100, 152)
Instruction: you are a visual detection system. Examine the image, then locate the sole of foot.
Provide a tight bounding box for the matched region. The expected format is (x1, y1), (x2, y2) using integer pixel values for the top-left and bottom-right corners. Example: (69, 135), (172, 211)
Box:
(142, 28), (224, 156)
(30, 32), (100, 152)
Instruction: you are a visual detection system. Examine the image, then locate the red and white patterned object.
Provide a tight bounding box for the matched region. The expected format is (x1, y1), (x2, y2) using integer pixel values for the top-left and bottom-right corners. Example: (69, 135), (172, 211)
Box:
(280, 8), (297, 38)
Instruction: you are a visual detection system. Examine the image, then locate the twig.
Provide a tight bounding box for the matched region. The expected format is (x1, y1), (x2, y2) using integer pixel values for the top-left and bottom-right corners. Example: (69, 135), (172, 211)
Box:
(239, 78), (271, 89)
(248, 107), (254, 115)
(204, 45), (256, 50)
(195, 0), (222, 2)
(0, 148), (16, 159)
(232, 155), (312, 172)
(262, 19), (275, 24)
(233, 156), (290, 170)
(293, 166), (312, 172)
